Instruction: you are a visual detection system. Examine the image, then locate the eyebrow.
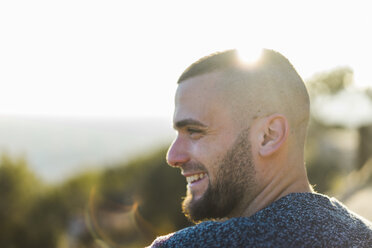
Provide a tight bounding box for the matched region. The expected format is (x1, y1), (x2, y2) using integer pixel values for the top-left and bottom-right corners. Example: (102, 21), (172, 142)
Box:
(174, 118), (207, 129)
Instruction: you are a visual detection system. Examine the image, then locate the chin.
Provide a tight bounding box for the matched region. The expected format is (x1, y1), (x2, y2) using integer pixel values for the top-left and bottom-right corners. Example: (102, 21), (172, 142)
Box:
(182, 193), (204, 223)
(182, 182), (241, 223)
(182, 186), (219, 223)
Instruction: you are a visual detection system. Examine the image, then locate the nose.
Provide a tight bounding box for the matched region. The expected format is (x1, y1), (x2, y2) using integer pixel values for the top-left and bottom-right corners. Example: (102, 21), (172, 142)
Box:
(166, 136), (190, 167)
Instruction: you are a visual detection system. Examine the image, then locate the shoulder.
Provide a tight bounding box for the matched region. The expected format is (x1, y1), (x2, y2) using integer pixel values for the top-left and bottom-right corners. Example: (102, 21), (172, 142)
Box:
(259, 192), (372, 246)
(148, 193), (372, 247)
(148, 218), (266, 248)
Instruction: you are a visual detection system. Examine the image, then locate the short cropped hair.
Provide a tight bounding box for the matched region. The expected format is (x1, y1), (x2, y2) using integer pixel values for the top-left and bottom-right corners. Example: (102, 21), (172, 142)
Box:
(177, 49), (298, 84)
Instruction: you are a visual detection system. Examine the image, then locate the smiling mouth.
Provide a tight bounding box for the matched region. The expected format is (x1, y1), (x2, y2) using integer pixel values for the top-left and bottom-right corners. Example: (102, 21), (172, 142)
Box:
(186, 173), (207, 184)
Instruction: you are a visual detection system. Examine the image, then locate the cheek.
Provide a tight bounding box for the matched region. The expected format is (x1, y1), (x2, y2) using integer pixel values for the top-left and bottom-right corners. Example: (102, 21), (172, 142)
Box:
(191, 138), (231, 174)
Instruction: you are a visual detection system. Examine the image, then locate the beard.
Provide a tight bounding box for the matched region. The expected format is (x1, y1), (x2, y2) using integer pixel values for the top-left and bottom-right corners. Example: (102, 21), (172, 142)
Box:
(182, 128), (256, 223)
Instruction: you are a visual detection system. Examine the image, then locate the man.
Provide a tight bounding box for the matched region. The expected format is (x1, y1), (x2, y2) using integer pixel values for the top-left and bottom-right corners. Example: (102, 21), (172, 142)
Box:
(149, 49), (372, 247)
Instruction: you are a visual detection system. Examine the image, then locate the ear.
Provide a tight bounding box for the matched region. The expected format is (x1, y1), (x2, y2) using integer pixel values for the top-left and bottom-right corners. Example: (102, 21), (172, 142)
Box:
(258, 114), (289, 157)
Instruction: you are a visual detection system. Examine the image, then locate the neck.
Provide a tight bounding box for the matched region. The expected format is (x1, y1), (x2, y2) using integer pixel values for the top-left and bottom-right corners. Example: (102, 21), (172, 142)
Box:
(228, 162), (312, 218)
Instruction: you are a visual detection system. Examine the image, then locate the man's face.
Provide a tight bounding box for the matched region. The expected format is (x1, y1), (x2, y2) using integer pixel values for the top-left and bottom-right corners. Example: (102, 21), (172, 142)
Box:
(167, 73), (257, 222)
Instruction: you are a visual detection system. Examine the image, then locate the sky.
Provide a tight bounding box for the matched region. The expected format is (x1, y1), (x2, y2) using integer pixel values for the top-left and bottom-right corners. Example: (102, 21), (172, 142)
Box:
(1, 0), (371, 123)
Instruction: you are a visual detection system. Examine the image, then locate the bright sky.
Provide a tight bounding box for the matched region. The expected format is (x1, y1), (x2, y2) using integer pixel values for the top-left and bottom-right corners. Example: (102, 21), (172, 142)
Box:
(1, 0), (371, 122)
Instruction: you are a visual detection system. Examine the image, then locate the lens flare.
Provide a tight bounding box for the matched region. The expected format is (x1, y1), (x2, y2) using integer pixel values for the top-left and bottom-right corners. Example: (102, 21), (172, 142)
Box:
(237, 47), (263, 65)
(85, 187), (157, 247)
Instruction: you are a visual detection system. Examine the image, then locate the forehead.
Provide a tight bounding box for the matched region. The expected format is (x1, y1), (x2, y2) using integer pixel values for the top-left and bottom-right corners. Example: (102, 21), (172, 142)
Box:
(174, 72), (230, 126)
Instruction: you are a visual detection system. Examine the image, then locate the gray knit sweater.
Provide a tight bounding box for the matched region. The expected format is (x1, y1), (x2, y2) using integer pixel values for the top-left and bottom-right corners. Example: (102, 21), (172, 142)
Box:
(149, 193), (372, 247)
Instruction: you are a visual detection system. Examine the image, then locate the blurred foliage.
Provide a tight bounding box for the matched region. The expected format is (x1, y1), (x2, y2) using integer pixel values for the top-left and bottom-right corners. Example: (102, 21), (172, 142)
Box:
(357, 125), (372, 169)
(0, 154), (101, 248)
(0, 67), (372, 247)
(305, 119), (347, 193)
(306, 66), (353, 96)
(91, 148), (190, 247)
(305, 66), (372, 193)
(0, 148), (190, 248)
(0, 155), (42, 248)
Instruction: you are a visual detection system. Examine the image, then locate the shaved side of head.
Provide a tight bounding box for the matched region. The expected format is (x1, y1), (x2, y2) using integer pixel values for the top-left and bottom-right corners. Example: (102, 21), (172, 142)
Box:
(178, 49), (310, 148)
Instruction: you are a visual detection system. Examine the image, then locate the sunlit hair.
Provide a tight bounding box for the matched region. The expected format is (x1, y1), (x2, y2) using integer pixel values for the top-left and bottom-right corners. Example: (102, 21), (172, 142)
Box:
(177, 49), (300, 84)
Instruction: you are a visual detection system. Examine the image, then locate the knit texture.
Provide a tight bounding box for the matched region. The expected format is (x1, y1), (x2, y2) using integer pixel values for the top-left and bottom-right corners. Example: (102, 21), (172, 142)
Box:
(149, 193), (372, 247)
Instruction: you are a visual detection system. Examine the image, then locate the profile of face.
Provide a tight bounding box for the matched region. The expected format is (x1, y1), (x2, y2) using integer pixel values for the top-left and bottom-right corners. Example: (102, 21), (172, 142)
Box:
(167, 72), (257, 223)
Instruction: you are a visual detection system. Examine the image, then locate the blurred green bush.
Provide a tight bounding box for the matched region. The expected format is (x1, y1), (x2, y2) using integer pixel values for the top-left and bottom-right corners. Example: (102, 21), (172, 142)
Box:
(0, 148), (191, 248)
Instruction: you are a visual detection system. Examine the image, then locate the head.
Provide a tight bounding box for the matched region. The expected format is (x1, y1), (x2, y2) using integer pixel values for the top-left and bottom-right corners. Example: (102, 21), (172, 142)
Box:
(167, 49), (311, 223)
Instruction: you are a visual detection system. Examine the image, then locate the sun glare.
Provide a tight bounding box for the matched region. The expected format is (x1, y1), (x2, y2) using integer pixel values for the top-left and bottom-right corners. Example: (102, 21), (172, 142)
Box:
(354, 68), (372, 90)
(237, 47), (263, 65)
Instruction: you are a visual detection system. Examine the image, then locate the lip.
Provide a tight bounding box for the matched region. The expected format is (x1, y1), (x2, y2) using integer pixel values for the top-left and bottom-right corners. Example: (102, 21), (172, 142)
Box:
(184, 172), (208, 198)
